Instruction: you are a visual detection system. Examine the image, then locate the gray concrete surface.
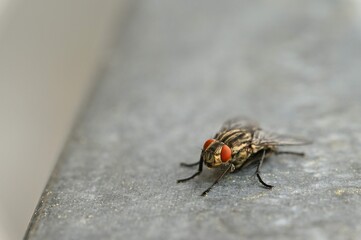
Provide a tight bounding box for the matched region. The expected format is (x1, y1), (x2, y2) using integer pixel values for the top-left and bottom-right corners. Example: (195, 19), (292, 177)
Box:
(25, 1), (361, 239)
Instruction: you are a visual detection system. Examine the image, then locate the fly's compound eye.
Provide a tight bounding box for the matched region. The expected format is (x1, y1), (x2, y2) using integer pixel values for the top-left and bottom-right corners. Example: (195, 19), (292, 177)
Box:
(221, 145), (232, 162)
(203, 139), (215, 150)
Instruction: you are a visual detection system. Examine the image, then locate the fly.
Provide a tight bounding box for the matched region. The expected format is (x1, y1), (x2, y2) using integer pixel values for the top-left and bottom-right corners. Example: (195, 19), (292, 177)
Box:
(177, 117), (311, 196)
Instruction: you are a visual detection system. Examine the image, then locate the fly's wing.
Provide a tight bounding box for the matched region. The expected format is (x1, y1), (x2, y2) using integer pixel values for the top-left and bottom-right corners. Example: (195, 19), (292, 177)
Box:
(219, 117), (260, 132)
(252, 129), (311, 146)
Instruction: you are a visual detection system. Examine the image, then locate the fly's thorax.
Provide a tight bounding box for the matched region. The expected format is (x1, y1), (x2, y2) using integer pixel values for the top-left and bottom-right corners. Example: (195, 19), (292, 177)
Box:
(230, 146), (253, 169)
(230, 142), (249, 155)
(237, 148), (252, 159)
(234, 147), (252, 161)
(216, 129), (252, 154)
(202, 139), (232, 168)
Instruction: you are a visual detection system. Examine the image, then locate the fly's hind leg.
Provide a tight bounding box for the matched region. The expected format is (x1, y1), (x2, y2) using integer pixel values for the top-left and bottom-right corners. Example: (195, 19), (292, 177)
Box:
(177, 157), (203, 183)
(255, 149), (274, 189)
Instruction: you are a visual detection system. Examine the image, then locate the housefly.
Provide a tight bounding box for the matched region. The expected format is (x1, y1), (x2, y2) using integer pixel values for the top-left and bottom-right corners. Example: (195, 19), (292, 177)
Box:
(177, 117), (311, 196)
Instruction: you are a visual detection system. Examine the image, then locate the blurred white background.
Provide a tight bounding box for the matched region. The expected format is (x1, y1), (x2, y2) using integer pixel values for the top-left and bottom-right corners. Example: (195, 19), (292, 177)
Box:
(0, 0), (126, 239)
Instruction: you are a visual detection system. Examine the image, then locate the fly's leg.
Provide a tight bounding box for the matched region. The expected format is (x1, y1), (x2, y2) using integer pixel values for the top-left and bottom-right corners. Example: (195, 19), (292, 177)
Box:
(201, 164), (233, 196)
(177, 157), (203, 183)
(275, 151), (304, 157)
(255, 149), (273, 189)
(180, 162), (199, 167)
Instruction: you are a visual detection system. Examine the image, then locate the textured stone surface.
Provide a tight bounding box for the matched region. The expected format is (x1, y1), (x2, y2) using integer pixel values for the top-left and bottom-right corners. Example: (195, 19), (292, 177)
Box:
(26, 1), (361, 239)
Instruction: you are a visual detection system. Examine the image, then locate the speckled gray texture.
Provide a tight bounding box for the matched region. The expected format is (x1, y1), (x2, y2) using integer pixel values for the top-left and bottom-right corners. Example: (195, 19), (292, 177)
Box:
(26, 1), (361, 239)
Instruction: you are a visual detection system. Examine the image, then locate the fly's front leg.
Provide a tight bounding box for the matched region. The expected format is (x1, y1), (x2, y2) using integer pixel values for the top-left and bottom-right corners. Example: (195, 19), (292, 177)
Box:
(201, 163), (233, 196)
(180, 162), (199, 167)
(177, 157), (203, 183)
(255, 149), (273, 189)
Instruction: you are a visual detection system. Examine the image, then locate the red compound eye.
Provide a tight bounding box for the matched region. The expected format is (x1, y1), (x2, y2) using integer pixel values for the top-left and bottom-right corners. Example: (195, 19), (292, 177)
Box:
(203, 139), (215, 150)
(221, 145), (232, 162)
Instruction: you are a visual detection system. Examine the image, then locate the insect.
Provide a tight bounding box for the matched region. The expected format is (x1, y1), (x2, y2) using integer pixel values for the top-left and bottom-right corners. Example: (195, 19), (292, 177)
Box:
(177, 117), (311, 196)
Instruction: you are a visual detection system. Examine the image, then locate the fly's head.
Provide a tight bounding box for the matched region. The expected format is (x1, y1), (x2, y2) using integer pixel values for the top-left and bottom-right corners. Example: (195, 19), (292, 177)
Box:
(201, 139), (232, 168)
